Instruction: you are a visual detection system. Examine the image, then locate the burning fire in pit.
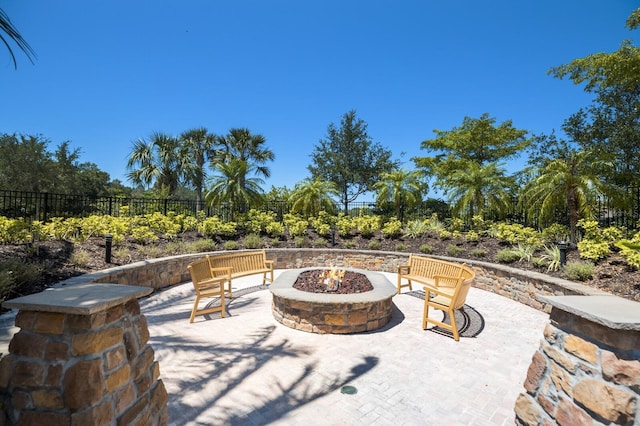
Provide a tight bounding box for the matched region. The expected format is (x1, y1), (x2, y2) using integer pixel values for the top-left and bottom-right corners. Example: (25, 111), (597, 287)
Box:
(319, 266), (346, 291)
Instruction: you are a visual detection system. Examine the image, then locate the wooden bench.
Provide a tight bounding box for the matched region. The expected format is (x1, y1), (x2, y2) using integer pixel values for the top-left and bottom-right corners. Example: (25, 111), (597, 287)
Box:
(398, 254), (476, 341)
(207, 250), (274, 290)
(397, 254), (474, 294)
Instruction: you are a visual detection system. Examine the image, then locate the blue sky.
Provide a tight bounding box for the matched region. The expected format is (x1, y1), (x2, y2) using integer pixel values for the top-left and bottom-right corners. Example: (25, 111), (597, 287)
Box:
(2, 1), (637, 199)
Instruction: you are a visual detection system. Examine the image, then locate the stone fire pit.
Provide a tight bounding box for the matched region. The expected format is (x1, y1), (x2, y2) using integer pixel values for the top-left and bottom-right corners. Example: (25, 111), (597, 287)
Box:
(270, 268), (397, 334)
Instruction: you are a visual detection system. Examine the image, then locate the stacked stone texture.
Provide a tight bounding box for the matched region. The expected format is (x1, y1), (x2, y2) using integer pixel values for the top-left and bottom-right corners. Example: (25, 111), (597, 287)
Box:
(0, 299), (168, 425)
(272, 296), (393, 334)
(515, 309), (639, 425)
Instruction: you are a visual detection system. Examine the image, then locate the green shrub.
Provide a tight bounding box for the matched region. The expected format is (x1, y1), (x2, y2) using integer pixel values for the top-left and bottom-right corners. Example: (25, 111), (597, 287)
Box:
(284, 214), (309, 237)
(490, 223), (543, 247)
(130, 225), (159, 244)
(335, 214), (355, 237)
(243, 233), (263, 249)
(312, 237), (328, 248)
(269, 238), (281, 248)
(70, 249), (91, 268)
(403, 220), (429, 238)
(616, 237), (640, 269)
(438, 229), (452, 240)
(446, 244), (464, 257)
(353, 215), (381, 238)
(138, 245), (163, 259)
(382, 218), (403, 238)
(0, 217), (31, 243)
(419, 244), (433, 254)
(540, 245), (561, 272)
(368, 240), (381, 250)
(511, 243), (536, 262)
(577, 240), (611, 262)
(541, 223), (570, 243)
(465, 230), (480, 242)
(241, 209), (278, 234)
(223, 240), (239, 250)
(532, 257), (547, 269)
(471, 248), (486, 258)
(496, 249), (520, 263)
(343, 240), (356, 249)
(395, 243), (407, 252)
(470, 215), (488, 233)
(265, 221), (285, 238)
(0, 260), (42, 303)
(426, 213), (445, 234)
(446, 217), (464, 232)
(200, 216), (237, 238)
(564, 261), (594, 281)
(187, 239), (217, 253)
(294, 236), (307, 248)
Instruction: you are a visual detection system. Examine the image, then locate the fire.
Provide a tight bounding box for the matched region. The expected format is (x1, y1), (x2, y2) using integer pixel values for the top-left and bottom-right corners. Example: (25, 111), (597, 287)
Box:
(320, 266), (346, 291)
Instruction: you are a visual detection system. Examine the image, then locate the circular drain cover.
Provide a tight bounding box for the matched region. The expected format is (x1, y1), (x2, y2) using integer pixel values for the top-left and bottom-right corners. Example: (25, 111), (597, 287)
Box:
(340, 385), (357, 395)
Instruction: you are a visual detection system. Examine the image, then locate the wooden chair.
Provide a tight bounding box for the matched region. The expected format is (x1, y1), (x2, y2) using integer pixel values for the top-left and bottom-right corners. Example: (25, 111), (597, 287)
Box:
(422, 265), (474, 341)
(187, 257), (232, 323)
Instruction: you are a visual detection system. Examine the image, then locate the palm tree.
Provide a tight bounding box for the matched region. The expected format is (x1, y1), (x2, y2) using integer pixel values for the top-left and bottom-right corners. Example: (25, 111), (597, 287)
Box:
(178, 128), (220, 212)
(205, 159), (265, 219)
(442, 162), (514, 220)
(126, 132), (180, 195)
(373, 169), (427, 222)
(521, 149), (612, 244)
(1, 8), (36, 68)
(216, 128), (274, 181)
(288, 178), (339, 217)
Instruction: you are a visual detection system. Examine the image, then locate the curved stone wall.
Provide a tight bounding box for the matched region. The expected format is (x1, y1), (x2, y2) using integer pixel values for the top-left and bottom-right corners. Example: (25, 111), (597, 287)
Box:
(59, 248), (609, 313)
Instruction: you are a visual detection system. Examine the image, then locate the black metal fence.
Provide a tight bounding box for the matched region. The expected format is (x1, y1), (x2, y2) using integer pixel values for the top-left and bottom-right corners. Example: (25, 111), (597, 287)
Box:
(0, 189), (638, 229)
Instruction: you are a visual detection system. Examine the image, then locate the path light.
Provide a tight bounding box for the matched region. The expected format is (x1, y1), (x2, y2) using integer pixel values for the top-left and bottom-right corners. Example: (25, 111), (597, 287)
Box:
(557, 241), (568, 267)
(105, 234), (113, 263)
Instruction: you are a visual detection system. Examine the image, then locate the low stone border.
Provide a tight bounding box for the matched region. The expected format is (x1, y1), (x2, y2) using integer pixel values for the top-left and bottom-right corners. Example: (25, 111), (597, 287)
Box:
(57, 248), (610, 313)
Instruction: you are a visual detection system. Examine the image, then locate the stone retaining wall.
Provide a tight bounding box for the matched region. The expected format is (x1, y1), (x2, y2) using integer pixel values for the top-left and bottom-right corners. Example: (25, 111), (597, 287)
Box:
(65, 248), (607, 314)
(515, 295), (640, 425)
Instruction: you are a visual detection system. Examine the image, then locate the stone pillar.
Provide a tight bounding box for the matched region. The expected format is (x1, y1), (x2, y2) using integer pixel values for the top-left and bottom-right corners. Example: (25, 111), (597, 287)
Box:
(0, 283), (168, 425)
(515, 295), (640, 425)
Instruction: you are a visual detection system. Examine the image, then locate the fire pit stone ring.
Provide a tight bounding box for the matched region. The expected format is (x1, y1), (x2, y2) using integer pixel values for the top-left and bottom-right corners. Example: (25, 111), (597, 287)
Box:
(270, 268), (397, 334)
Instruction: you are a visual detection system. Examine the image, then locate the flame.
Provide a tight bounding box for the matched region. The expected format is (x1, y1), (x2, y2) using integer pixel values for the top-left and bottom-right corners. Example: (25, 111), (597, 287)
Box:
(320, 265), (345, 290)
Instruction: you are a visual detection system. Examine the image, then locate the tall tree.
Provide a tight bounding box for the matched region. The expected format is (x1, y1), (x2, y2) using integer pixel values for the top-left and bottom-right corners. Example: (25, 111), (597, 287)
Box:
(414, 113), (530, 181)
(308, 110), (398, 214)
(205, 159), (265, 219)
(288, 178), (339, 217)
(414, 113), (529, 218)
(0, 133), (53, 192)
(373, 169), (427, 222)
(126, 132), (181, 195)
(522, 140), (614, 244)
(548, 9), (640, 187)
(216, 128), (274, 181)
(0, 8), (36, 68)
(179, 128), (219, 212)
(442, 162), (514, 220)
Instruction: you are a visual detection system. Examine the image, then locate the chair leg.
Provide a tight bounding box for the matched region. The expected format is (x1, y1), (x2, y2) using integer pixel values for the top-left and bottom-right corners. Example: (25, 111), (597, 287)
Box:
(450, 308), (459, 341)
(422, 301), (430, 329)
(189, 296), (200, 323)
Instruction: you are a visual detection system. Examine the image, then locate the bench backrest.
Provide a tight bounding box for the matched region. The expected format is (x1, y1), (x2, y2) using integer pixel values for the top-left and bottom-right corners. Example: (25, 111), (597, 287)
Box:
(208, 250), (267, 274)
(409, 254), (475, 286)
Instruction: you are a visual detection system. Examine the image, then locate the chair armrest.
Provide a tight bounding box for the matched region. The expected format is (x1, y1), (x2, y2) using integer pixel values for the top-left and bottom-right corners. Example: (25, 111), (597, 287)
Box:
(433, 275), (463, 288)
(211, 267), (232, 279)
(397, 264), (410, 274)
(265, 260), (274, 269)
(423, 284), (454, 300)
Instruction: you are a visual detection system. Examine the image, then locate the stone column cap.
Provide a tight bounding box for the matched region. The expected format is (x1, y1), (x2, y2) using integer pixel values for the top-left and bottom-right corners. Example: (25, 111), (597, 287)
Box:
(540, 295), (640, 331)
(2, 283), (153, 315)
